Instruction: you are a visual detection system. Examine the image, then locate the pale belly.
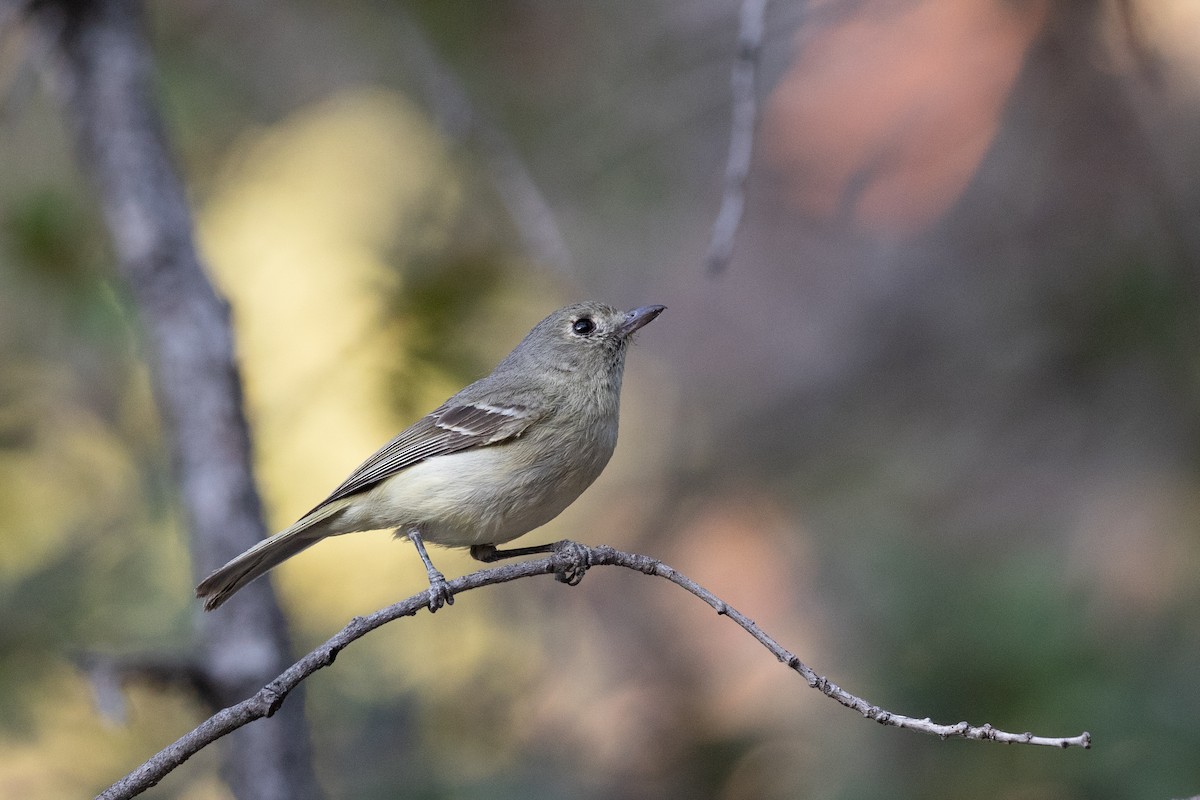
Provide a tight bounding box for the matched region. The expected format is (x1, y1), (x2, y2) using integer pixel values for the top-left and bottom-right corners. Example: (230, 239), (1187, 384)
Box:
(335, 437), (614, 547)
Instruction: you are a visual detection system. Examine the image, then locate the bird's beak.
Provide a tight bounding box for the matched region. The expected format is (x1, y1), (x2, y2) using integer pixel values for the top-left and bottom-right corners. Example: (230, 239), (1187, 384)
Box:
(617, 304), (666, 337)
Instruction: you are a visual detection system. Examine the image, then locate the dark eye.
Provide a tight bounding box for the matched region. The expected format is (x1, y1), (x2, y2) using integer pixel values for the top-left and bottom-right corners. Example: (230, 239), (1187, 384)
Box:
(572, 317), (596, 336)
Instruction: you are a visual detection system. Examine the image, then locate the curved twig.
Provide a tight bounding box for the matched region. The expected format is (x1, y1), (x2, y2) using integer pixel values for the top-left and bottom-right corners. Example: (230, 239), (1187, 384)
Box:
(96, 541), (1091, 799)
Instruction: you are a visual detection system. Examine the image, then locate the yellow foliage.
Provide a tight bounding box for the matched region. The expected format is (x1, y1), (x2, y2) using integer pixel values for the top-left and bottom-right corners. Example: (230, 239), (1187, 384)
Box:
(0, 666), (219, 799)
(199, 88), (464, 519)
(0, 362), (142, 579)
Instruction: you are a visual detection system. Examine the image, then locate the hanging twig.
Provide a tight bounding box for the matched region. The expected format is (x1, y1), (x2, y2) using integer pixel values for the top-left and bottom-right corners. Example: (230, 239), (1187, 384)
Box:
(706, 0), (768, 274)
(97, 541), (1090, 800)
(394, 9), (574, 275)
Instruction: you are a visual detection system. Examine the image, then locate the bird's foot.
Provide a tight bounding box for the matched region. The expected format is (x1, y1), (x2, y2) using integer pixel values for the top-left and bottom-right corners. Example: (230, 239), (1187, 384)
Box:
(425, 570), (454, 613)
(551, 540), (590, 586)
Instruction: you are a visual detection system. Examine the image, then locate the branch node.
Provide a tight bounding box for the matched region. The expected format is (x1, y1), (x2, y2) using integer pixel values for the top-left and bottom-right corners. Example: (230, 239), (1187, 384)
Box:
(260, 683), (288, 717)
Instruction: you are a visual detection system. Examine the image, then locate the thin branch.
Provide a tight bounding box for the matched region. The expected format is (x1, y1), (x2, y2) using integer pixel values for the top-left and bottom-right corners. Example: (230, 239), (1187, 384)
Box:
(78, 654), (213, 725)
(97, 541), (1090, 800)
(706, 0), (768, 274)
(393, 9), (574, 275)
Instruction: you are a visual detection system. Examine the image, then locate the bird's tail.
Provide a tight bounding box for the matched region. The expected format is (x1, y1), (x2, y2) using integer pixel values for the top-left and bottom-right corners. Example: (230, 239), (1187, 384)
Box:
(195, 504), (346, 611)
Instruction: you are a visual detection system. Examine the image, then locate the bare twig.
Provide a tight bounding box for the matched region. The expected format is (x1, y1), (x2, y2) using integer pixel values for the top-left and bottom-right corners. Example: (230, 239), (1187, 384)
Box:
(97, 541), (1090, 800)
(393, 10), (573, 275)
(706, 0), (768, 274)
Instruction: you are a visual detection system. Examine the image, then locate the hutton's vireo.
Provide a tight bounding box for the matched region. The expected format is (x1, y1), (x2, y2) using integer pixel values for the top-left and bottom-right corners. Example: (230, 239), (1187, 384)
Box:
(196, 301), (665, 611)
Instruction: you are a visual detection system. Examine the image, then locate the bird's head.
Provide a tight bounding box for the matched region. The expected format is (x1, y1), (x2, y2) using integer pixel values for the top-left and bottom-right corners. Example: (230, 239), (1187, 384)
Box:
(505, 301), (666, 381)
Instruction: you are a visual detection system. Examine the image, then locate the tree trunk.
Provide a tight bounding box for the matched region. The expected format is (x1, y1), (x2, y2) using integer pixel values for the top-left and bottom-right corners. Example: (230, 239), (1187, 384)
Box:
(29, 0), (320, 796)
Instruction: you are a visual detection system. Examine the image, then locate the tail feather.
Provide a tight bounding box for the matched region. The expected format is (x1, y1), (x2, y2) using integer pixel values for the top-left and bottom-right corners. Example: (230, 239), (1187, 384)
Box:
(196, 504), (345, 611)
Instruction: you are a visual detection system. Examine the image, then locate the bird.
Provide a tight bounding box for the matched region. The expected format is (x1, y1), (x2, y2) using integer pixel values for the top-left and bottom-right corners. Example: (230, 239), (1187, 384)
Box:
(196, 301), (665, 611)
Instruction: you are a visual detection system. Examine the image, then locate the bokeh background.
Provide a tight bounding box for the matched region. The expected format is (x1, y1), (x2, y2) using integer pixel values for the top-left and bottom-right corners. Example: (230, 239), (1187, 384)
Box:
(3, 0), (1200, 797)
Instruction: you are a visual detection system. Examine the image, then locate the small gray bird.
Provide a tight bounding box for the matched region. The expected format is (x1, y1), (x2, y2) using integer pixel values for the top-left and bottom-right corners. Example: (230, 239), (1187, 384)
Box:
(196, 301), (665, 611)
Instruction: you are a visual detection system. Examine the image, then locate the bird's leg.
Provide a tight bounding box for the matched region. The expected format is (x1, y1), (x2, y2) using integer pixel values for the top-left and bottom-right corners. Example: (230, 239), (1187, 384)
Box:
(469, 542), (561, 563)
(470, 540), (590, 586)
(406, 529), (453, 612)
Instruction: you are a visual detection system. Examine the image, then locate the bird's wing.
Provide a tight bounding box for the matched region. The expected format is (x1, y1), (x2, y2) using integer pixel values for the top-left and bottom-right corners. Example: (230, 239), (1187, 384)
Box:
(303, 400), (543, 516)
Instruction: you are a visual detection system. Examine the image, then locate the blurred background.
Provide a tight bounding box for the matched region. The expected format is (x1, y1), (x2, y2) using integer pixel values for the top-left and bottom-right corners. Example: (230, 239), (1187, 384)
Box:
(2, 0), (1199, 797)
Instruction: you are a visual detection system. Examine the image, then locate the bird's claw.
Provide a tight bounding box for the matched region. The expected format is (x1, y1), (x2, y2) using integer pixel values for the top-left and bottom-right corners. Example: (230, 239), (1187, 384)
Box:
(426, 572), (454, 612)
(552, 540), (590, 586)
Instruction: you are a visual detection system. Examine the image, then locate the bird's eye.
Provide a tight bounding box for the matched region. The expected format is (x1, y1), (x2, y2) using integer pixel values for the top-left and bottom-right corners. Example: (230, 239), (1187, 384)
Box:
(572, 317), (596, 336)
